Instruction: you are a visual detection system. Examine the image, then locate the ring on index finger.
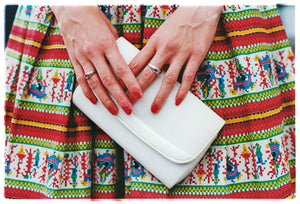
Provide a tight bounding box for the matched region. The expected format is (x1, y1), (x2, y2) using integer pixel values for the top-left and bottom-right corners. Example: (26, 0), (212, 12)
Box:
(148, 63), (161, 76)
(84, 70), (97, 80)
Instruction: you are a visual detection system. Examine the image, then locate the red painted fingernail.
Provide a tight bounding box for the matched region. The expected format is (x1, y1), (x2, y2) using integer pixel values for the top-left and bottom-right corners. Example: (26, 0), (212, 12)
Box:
(175, 97), (183, 106)
(108, 106), (118, 115)
(151, 104), (160, 114)
(90, 98), (97, 105)
(132, 89), (143, 99)
(122, 105), (132, 115)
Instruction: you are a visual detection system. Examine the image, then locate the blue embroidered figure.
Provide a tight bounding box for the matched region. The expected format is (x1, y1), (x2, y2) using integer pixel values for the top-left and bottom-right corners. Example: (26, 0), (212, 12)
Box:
(99, 6), (114, 21)
(266, 139), (281, 176)
(47, 153), (62, 180)
(197, 62), (217, 98)
(258, 55), (274, 84)
(198, 62), (227, 98)
(29, 69), (48, 100)
(225, 156), (242, 183)
(44, 12), (52, 24)
(210, 148), (223, 184)
(5, 159), (12, 176)
(25, 5), (33, 16)
(234, 58), (255, 92)
(132, 161), (146, 179)
(33, 149), (41, 168)
(65, 71), (74, 92)
(71, 163), (79, 188)
(81, 169), (92, 186)
(218, 72), (226, 98)
(275, 61), (290, 82)
(255, 143), (266, 179)
(96, 152), (115, 183)
(28, 149), (41, 178)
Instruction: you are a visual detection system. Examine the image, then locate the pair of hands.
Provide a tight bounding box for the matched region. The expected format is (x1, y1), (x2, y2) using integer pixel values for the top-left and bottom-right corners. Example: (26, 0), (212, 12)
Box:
(51, 5), (222, 115)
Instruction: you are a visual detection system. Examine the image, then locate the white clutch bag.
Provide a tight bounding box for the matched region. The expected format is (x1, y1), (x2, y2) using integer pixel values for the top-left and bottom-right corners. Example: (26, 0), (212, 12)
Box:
(72, 37), (225, 188)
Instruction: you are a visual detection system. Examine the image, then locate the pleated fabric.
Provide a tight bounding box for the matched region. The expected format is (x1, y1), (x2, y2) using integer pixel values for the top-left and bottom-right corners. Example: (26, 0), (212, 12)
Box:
(4, 5), (295, 199)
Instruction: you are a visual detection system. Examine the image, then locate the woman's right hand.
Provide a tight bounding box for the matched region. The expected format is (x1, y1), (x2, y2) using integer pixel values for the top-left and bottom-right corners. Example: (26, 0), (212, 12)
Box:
(51, 6), (143, 115)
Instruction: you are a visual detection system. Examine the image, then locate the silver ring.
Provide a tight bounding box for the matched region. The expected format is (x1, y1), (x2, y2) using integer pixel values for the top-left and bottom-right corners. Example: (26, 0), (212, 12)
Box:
(148, 63), (161, 75)
(84, 70), (97, 80)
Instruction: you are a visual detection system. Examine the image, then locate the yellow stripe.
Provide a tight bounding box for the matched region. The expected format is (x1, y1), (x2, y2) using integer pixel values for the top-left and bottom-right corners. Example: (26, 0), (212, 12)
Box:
(41, 44), (66, 49)
(227, 26), (284, 37)
(10, 34), (25, 43)
(226, 100), (295, 124)
(10, 34), (41, 47)
(213, 36), (227, 41)
(208, 26), (284, 42)
(26, 39), (41, 47)
(282, 100), (295, 108)
(8, 101), (295, 129)
(5, 111), (14, 117)
(11, 118), (92, 132)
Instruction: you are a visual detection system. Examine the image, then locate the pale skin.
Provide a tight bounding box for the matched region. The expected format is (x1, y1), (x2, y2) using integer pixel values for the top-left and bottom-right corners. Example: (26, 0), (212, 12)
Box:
(51, 5), (223, 114)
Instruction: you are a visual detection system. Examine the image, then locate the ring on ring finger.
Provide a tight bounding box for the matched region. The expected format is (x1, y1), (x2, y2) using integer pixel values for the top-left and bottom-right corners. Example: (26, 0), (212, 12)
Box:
(84, 70), (97, 80)
(148, 63), (161, 76)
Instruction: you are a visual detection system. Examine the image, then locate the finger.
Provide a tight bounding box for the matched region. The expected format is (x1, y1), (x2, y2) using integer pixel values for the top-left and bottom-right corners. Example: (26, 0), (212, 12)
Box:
(137, 50), (169, 92)
(76, 54), (119, 115)
(128, 64), (163, 105)
(86, 72), (119, 115)
(128, 41), (156, 76)
(151, 57), (186, 113)
(104, 43), (143, 100)
(94, 56), (133, 115)
(67, 45), (98, 105)
(175, 55), (202, 106)
(72, 59), (98, 105)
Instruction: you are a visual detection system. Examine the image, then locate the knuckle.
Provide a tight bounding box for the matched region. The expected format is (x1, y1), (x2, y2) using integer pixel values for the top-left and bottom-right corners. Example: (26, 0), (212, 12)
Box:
(143, 69), (155, 80)
(164, 72), (177, 85)
(99, 35), (114, 50)
(76, 75), (86, 85)
(114, 64), (127, 77)
(101, 74), (115, 87)
(74, 49), (82, 59)
(129, 60), (138, 72)
(119, 98), (127, 106)
(163, 40), (178, 51)
(78, 60), (90, 69)
(193, 46), (205, 57)
(100, 97), (112, 107)
(180, 45), (192, 55)
(114, 95), (127, 106)
(183, 72), (195, 82)
(82, 43), (95, 56)
(87, 76), (100, 89)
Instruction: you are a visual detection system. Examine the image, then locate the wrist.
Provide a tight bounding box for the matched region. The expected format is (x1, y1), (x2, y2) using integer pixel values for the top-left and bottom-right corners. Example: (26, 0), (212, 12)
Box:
(50, 5), (100, 26)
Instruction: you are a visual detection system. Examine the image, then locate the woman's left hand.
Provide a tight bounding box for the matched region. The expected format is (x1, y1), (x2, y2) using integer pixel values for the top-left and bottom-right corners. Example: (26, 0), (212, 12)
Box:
(129, 6), (222, 113)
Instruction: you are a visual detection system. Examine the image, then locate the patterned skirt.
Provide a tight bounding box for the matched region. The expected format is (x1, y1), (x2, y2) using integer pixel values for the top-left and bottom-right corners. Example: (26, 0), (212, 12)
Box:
(4, 5), (295, 199)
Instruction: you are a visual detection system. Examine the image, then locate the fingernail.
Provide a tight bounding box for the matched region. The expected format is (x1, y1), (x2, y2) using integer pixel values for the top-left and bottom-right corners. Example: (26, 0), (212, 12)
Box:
(108, 106), (118, 115)
(122, 105), (132, 115)
(90, 98), (97, 105)
(128, 93), (137, 104)
(175, 97), (183, 106)
(132, 89), (143, 99)
(151, 104), (160, 114)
